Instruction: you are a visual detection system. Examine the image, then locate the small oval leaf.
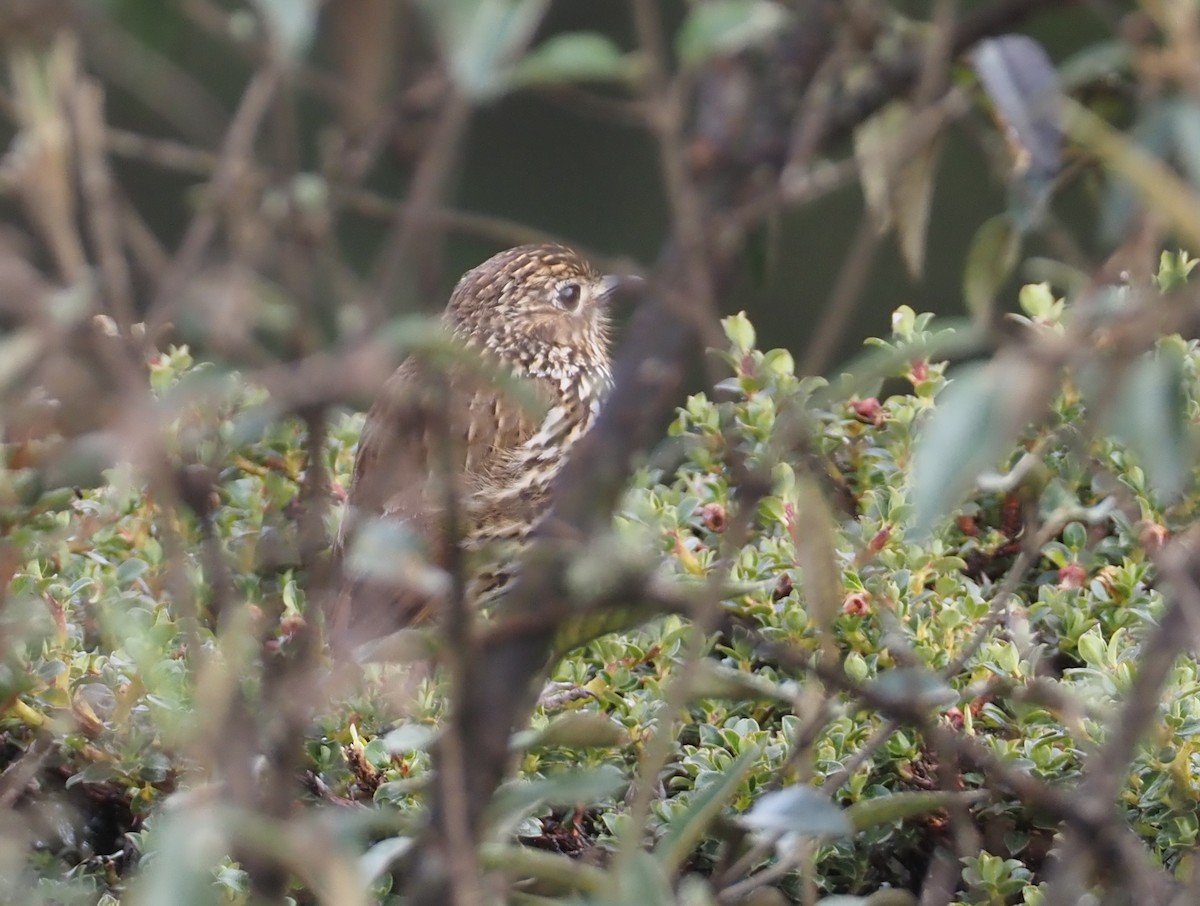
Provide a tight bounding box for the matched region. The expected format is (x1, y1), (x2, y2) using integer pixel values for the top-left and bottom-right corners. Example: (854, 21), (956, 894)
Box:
(513, 32), (633, 87)
(910, 355), (1053, 536)
(847, 790), (985, 832)
(517, 712), (629, 750)
(868, 668), (958, 711)
(657, 747), (761, 872)
(675, 1), (789, 69)
(741, 786), (851, 837)
(486, 764), (626, 837)
(1095, 345), (1194, 500)
(963, 214), (1021, 323)
(252, 0), (318, 59)
(972, 35), (1063, 182)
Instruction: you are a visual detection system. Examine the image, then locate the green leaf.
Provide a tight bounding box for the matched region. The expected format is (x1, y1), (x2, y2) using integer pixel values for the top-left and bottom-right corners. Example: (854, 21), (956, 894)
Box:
(600, 851), (673, 906)
(972, 35), (1063, 210)
(723, 311), (756, 354)
(512, 32), (634, 87)
(910, 355), (1053, 535)
(1076, 626), (1106, 667)
(846, 791), (984, 832)
(381, 723), (437, 753)
(741, 786), (851, 837)
(675, 1), (789, 69)
(1096, 346), (1194, 500)
(868, 668), (958, 711)
(854, 101), (943, 277)
(1156, 249), (1199, 292)
(485, 764), (625, 838)
(963, 214), (1021, 323)
(419, 0), (550, 100)
(115, 558), (150, 587)
(65, 761), (118, 787)
(251, 0), (318, 59)
(513, 712), (628, 750)
(359, 836), (414, 885)
(1017, 282), (1057, 319)
(656, 746), (761, 872)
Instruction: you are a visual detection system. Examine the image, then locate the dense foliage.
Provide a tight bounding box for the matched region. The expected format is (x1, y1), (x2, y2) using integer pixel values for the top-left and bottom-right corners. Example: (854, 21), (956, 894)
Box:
(8, 0), (1200, 902)
(5, 263), (1200, 903)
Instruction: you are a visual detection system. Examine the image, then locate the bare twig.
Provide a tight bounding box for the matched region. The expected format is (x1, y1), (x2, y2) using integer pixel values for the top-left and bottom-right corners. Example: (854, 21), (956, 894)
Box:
(145, 64), (284, 335)
(70, 78), (136, 329)
(78, 8), (228, 145)
(360, 91), (472, 323)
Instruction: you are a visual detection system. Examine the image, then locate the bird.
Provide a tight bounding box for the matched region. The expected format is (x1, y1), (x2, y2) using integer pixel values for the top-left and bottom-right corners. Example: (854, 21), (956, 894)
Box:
(333, 244), (635, 645)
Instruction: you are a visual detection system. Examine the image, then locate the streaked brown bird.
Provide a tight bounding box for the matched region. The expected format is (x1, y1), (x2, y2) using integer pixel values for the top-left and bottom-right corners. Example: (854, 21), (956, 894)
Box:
(334, 244), (634, 643)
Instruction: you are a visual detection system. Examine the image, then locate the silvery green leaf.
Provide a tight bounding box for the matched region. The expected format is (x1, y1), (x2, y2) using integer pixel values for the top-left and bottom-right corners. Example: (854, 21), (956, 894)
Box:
(512, 32), (634, 87)
(741, 786), (851, 837)
(910, 355), (1053, 536)
(419, 0), (550, 100)
(963, 214), (1021, 324)
(382, 724), (437, 753)
(1093, 345), (1194, 500)
(676, 1), (789, 69)
(359, 836), (414, 885)
(972, 34), (1062, 224)
(252, 0), (318, 59)
(485, 764), (626, 839)
(868, 668), (958, 711)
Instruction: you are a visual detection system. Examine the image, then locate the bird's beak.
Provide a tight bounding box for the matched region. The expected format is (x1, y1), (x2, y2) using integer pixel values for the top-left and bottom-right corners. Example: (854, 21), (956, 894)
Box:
(596, 273), (645, 307)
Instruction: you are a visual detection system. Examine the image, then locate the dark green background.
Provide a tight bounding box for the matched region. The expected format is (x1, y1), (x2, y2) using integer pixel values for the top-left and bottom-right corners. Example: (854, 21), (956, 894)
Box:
(98, 0), (1118, 370)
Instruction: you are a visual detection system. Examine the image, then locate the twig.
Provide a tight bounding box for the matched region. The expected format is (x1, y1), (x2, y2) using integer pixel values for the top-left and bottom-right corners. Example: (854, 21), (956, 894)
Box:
(0, 735), (52, 810)
(748, 630), (1181, 901)
(732, 0), (1073, 238)
(102, 124), (623, 269)
(432, 370), (487, 906)
(78, 8), (228, 145)
(70, 78), (136, 330)
(1042, 527), (1200, 904)
(799, 215), (885, 376)
(145, 64), (283, 336)
(630, 0), (723, 353)
(360, 91), (472, 324)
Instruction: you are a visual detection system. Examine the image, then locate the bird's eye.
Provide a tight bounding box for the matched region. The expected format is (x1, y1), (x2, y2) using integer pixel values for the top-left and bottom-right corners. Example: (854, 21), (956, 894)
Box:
(555, 282), (582, 310)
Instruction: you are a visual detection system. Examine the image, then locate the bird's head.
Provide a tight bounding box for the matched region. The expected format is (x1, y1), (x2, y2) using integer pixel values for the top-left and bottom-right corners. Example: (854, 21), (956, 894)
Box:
(446, 244), (635, 366)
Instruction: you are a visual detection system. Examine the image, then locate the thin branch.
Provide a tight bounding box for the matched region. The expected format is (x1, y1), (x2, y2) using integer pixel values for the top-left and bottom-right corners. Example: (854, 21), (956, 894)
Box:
(359, 92), (472, 325)
(145, 64), (284, 336)
(70, 78), (136, 330)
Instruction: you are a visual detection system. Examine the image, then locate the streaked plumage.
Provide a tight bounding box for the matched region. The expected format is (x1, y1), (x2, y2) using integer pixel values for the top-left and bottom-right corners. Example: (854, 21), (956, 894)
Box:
(335, 244), (626, 641)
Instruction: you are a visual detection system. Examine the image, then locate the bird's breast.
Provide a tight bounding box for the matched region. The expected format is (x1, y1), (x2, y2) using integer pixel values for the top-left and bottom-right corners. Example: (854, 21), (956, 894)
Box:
(465, 350), (609, 548)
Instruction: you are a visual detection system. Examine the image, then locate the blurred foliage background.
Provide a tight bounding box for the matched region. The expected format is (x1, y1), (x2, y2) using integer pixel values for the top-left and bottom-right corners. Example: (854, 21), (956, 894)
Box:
(4, 0), (1114, 366)
(9, 0), (1200, 905)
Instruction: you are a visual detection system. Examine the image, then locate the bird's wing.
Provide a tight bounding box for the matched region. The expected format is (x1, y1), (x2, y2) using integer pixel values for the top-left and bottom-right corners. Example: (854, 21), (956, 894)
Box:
(333, 356), (544, 644)
(342, 356), (543, 556)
